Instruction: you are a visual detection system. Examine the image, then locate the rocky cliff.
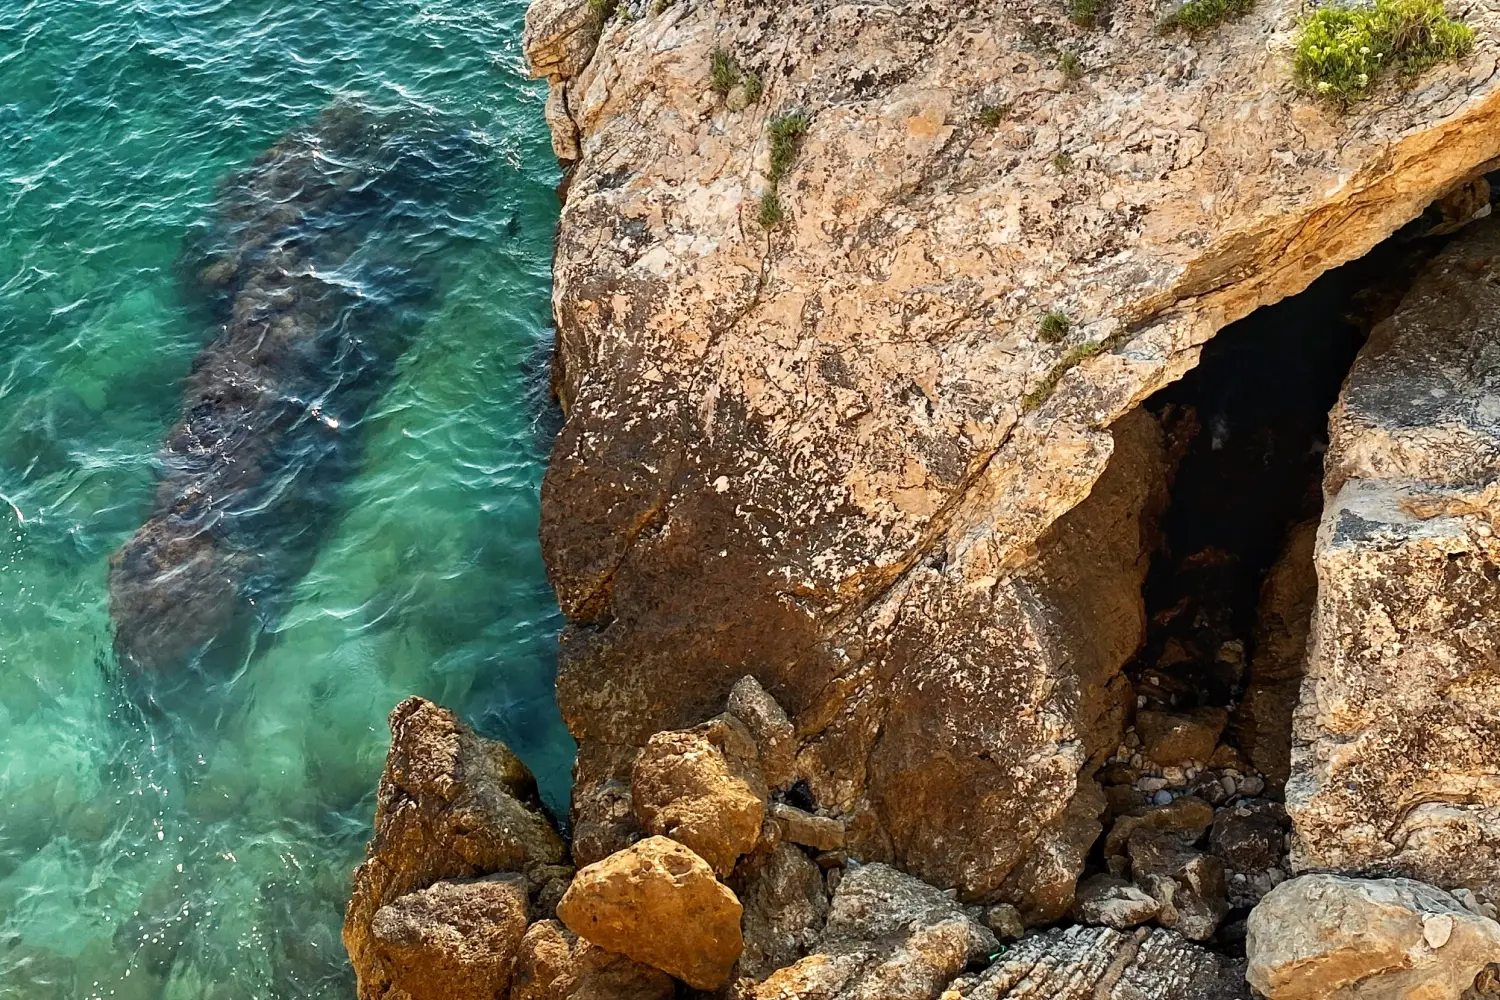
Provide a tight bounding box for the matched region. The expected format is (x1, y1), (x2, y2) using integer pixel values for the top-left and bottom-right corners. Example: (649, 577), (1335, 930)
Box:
(522, 0), (1500, 919)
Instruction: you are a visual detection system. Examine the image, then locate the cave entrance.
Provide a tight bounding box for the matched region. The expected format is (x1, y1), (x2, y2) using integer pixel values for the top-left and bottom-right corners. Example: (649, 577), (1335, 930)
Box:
(1084, 185), (1491, 952)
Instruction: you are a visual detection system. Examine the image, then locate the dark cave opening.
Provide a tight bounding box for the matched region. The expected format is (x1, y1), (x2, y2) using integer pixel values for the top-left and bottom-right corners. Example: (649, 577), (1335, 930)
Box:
(1082, 186), (1494, 954)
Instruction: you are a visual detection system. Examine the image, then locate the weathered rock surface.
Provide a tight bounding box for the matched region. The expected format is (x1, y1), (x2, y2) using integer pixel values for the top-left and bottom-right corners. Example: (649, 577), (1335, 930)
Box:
(367, 874), (529, 1000)
(631, 714), (767, 875)
(557, 835), (744, 989)
(1136, 709), (1227, 769)
(1246, 874), (1500, 1000)
(945, 925), (1249, 999)
(1071, 875), (1160, 931)
(727, 675), (798, 790)
(1288, 219), (1500, 895)
(1211, 799), (1290, 908)
(524, 0), (1500, 916)
(752, 862), (997, 1000)
(735, 843), (831, 981)
(512, 919), (676, 1000)
(1128, 831), (1229, 942)
(344, 698), (566, 1000)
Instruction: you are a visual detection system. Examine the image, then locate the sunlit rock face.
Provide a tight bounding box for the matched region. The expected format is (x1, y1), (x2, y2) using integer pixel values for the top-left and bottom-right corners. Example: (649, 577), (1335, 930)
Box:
(524, 0), (1500, 915)
(1289, 218), (1500, 896)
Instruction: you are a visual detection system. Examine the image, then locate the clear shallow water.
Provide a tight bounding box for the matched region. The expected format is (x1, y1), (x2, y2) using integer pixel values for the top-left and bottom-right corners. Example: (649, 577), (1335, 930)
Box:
(0, 0), (570, 996)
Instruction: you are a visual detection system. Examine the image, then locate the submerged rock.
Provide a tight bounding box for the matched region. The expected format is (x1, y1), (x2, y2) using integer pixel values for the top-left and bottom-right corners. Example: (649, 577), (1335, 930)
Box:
(556, 835), (744, 989)
(1289, 218), (1500, 895)
(108, 103), (483, 675)
(343, 698), (565, 1000)
(1246, 874), (1500, 1000)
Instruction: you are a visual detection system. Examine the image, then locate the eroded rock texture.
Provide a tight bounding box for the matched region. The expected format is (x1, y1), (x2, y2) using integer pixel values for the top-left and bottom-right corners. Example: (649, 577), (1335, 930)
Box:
(1246, 874), (1500, 1000)
(1288, 219), (1500, 895)
(344, 698), (566, 1000)
(523, 0), (1500, 914)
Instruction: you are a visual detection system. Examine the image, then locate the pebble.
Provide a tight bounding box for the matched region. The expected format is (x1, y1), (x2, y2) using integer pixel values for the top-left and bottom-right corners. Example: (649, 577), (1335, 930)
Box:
(1152, 790), (1174, 806)
(1239, 775), (1265, 797)
(1162, 766), (1187, 786)
(1138, 777), (1167, 793)
(1220, 776), (1237, 796)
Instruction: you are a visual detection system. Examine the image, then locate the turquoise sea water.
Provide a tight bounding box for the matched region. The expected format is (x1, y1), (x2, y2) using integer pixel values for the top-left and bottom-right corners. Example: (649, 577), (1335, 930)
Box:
(0, 0), (571, 996)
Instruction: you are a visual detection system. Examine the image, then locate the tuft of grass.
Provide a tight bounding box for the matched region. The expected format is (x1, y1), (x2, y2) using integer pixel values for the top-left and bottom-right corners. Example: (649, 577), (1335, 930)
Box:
(710, 46), (741, 95)
(767, 111), (811, 181)
(1039, 311), (1071, 342)
(977, 103), (1009, 128)
(758, 189), (785, 227)
(1021, 330), (1129, 412)
(1292, 0), (1473, 104)
(1059, 49), (1084, 81)
(1160, 0), (1251, 32)
(588, 0), (618, 24)
(743, 70), (764, 104)
(1052, 153), (1073, 172)
(1071, 0), (1105, 27)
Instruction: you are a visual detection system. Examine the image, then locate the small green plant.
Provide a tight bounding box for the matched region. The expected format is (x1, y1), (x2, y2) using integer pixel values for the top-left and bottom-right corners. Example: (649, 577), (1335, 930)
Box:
(758, 189), (785, 227)
(767, 111), (811, 181)
(742, 71), (764, 104)
(588, 0), (618, 24)
(1059, 50), (1084, 81)
(977, 104), (1009, 128)
(1070, 0), (1105, 27)
(1052, 153), (1073, 172)
(1160, 0), (1251, 32)
(652, 0), (672, 12)
(710, 46), (741, 95)
(1021, 330), (1129, 412)
(1293, 0), (1473, 104)
(1039, 311), (1071, 342)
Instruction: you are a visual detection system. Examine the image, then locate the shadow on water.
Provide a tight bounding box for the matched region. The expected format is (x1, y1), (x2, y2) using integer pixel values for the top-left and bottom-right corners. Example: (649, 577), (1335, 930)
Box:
(107, 103), (490, 706)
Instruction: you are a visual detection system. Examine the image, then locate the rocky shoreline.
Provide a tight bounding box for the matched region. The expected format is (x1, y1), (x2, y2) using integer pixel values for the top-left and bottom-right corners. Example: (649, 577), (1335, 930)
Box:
(341, 0), (1500, 993)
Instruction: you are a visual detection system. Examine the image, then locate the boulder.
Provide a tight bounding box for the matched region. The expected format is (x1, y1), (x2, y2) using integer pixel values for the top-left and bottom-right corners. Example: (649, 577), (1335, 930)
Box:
(1210, 799), (1289, 908)
(1128, 831), (1229, 942)
(735, 843), (830, 980)
(344, 698), (565, 1000)
(750, 862), (996, 1000)
(1289, 220), (1500, 895)
(1246, 874), (1500, 1000)
(727, 676), (798, 790)
(631, 715), (767, 875)
(512, 919), (674, 1000)
(947, 925), (1249, 999)
(526, 0), (1500, 917)
(769, 802), (846, 852)
(556, 836), (743, 989)
(1071, 875), (1160, 931)
(1135, 709), (1228, 769)
(368, 874), (529, 1000)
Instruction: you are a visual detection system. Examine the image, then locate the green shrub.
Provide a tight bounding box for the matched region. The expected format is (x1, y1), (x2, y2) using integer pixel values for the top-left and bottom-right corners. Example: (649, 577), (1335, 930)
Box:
(758, 189), (785, 227)
(1052, 153), (1073, 172)
(710, 46), (741, 95)
(1160, 0), (1251, 32)
(743, 71), (764, 104)
(977, 104), (1008, 128)
(1293, 0), (1472, 104)
(1071, 0), (1105, 27)
(652, 0), (672, 12)
(767, 111), (811, 181)
(1039, 311), (1071, 342)
(1059, 50), (1084, 80)
(588, 0), (618, 24)
(1021, 330), (1129, 412)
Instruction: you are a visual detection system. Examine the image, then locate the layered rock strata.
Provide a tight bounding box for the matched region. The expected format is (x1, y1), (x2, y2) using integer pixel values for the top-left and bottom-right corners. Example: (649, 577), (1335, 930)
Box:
(523, 0), (1500, 916)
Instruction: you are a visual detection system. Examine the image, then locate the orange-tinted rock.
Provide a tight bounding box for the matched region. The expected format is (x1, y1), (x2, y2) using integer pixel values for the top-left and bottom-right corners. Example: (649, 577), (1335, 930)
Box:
(631, 716), (767, 876)
(512, 919), (674, 1000)
(368, 874), (528, 1000)
(343, 698), (565, 1000)
(557, 836), (743, 989)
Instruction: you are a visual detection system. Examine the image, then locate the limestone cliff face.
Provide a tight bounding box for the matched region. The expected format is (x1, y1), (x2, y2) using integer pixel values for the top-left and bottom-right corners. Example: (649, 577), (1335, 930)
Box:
(1290, 217), (1500, 896)
(523, 0), (1500, 915)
